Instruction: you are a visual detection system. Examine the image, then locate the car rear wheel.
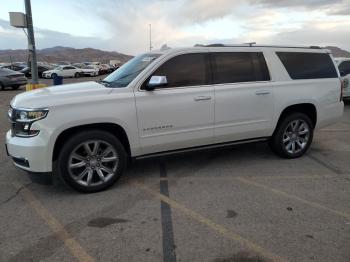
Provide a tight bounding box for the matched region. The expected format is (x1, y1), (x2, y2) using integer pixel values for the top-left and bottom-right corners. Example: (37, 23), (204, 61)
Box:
(269, 113), (313, 159)
(74, 72), (80, 78)
(57, 130), (127, 193)
(11, 85), (20, 90)
(0, 82), (4, 90)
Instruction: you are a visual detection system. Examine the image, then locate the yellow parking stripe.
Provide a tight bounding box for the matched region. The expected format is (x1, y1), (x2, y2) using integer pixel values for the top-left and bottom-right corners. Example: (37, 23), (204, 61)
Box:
(12, 182), (94, 262)
(133, 181), (286, 262)
(236, 177), (350, 219)
(160, 174), (335, 181)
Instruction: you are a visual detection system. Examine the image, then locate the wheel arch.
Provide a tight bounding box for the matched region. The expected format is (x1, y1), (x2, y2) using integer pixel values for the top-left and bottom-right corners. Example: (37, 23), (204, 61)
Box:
(52, 123), (131, 163)
(275, 103), (317, 132)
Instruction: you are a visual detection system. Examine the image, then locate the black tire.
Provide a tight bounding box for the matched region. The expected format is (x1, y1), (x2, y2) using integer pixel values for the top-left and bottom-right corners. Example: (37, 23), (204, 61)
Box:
(51, 73), (57, 79)
(269, 113), (314, 159)
(0, 82), (4, 90)
(74, 72), (80, 78)
(11, 85), (20, 90)
(57, 130), (127, 193)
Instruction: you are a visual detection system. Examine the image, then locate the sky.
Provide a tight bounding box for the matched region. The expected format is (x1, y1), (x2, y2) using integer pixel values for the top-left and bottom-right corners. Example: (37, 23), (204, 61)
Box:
(0, 0), (350, 55)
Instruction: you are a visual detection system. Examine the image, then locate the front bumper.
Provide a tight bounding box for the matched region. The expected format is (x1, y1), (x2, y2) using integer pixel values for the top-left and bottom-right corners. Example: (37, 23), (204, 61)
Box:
(5, 130), (52, 172)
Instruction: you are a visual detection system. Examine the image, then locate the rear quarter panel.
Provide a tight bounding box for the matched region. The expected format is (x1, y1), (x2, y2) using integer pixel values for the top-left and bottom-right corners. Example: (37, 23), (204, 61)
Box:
(265, 49), (343, 132)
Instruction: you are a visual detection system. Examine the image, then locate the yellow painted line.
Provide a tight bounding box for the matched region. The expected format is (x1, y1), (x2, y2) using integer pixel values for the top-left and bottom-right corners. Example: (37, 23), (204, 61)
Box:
(133, 181), (286, 262)
(236, 177), (350, 220)
(161, 174), (335, 181)
(12, 182), (94, 262)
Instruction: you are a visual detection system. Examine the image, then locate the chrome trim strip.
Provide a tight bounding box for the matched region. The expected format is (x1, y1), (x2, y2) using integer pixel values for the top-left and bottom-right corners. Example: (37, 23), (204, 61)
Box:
(135, 137), (269, 160)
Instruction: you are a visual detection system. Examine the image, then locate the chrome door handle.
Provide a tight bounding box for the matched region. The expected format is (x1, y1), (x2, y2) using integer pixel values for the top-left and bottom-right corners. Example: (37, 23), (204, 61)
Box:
(255, 90), (271, 95)
(194, 96), (212, 101)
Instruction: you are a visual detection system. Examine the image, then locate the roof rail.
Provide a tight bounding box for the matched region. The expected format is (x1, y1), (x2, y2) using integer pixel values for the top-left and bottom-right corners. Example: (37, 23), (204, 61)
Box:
(200, 43), (322, 49)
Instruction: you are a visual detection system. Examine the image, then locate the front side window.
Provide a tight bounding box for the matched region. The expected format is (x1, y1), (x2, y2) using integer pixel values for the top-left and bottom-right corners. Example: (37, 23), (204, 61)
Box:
(339, 61), (350, 76)
(148, 53), (209, 88)
(211, 52), (270, 84)
(276, 52), (338, 80)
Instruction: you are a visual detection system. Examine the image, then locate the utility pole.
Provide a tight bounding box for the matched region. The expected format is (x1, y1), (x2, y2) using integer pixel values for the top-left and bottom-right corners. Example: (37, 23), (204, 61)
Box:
(149, 24), (152, 52)
(24, 0), (38, 84)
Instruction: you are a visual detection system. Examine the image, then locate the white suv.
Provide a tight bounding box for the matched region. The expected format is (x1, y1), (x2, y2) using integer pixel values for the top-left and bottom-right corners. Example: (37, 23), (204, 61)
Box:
(6, 45), (344, 192)
(335, 57), (350, 98)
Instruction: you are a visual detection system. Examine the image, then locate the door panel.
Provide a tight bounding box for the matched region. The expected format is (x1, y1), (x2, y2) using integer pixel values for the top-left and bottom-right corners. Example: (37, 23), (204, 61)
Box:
(134, 52), (214, 155)
(214, 82), (274, 143)
(211, 51), (274, 143)
(135, 86), (214, 154)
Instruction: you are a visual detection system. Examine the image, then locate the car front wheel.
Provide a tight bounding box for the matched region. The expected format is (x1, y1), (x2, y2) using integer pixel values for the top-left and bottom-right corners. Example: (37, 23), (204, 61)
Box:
(57, 130), (127, 193)
(270, 113), (313, 159)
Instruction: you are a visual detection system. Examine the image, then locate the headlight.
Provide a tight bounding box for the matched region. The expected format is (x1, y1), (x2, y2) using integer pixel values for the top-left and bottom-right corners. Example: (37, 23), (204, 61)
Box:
(8, 107), (49, 137)
(17, 110), (48, 122)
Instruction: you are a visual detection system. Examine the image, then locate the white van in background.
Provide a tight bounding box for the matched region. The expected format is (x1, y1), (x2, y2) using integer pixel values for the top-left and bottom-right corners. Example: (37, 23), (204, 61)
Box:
(335, 57), (350, 97)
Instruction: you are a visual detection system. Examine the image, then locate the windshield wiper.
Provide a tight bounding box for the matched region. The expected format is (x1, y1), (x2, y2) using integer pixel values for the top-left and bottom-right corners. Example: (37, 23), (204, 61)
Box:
(97, 80), (111, 87)
(109, 69), (145, 84)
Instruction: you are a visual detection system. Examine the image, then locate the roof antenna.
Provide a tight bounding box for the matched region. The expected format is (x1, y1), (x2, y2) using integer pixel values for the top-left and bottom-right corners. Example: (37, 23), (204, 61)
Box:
(245, 42), (256, 47)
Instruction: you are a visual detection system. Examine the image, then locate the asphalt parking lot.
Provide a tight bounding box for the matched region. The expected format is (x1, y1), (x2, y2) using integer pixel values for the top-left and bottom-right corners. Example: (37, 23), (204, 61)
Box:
(0, 79), (349, 262)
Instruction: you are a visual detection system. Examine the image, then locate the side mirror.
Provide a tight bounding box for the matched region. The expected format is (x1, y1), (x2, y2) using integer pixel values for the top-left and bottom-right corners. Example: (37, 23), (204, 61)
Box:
(145, 75), (167, 91)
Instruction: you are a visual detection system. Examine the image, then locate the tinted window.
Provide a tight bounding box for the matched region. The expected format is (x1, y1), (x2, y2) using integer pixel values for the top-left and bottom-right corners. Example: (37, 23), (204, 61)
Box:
(212, 52), (270, 84)
(150, 53), (208, 88)
(339, 61), (350, 75)
(276, 52), (337, 79)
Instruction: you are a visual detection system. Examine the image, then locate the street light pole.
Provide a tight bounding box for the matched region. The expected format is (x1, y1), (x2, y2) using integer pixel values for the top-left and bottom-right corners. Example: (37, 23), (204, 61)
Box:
(24, 0), (38, 84)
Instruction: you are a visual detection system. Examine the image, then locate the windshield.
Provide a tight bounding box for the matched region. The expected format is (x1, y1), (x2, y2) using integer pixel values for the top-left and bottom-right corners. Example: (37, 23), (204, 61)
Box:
(103, 53), (161, 88)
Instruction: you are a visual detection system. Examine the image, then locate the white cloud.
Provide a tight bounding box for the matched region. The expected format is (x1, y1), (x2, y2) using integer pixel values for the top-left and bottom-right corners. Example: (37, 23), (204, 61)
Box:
(0, 0), (349, 54)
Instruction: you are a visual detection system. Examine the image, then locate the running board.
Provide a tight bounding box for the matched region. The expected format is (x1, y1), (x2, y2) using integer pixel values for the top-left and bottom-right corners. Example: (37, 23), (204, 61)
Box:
(134, 137), (269, 160)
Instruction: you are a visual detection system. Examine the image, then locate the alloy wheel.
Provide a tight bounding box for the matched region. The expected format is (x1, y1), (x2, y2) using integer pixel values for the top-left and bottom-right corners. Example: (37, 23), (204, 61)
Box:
(67, 140), (119, 187)
(282, 119), (310, 155)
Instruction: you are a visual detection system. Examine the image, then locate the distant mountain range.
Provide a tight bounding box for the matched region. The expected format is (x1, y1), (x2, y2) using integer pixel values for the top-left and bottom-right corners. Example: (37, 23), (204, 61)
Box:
(0, 45), (349, 64)
(0, 46), (133, 64)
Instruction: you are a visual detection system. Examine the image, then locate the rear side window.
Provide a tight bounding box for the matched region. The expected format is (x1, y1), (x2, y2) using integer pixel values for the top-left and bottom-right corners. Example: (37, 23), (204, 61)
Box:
(152, 53), (209, 88)
(276, 52), (337, 80)
(339, 61), (350, 76)
(211, 52), (270, 84)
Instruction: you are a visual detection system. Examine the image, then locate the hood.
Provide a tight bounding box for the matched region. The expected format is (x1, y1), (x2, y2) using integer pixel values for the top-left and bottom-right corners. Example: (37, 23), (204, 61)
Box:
(11, 81), (112, 108)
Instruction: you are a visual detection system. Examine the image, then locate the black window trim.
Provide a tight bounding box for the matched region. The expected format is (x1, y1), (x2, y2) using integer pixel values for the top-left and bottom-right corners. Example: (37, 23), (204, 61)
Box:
(209, 51), (272, 86)
(138, 51), (272, 92)
(139, 52), (212, 91)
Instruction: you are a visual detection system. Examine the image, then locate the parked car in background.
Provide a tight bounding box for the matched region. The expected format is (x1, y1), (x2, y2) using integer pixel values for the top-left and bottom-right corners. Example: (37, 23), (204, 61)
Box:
(0, 64), (26, 72)
(20, 65), (51, 78)
(335, 58), (350, 98)
(98, 64), (110, 75)
(42, 66), (82, 79)
(80, 65), (99, 76)
(0, 68), (27, 90)
(6, 45), (344, 192)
